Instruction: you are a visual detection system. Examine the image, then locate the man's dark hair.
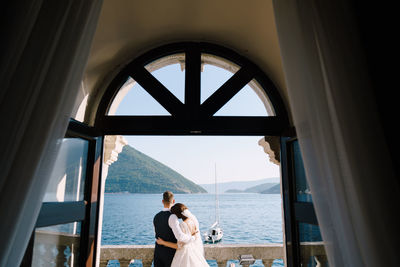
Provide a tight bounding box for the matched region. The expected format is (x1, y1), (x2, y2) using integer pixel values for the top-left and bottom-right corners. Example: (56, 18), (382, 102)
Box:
(163, 191), (174, 203)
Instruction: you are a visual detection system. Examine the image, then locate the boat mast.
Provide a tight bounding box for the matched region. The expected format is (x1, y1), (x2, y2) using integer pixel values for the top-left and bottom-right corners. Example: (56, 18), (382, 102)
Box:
(215, 163), (220, 224)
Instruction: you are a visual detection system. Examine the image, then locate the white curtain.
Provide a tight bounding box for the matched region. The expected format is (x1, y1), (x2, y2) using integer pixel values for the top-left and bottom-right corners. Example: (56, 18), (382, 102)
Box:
(0, 0), (103, 266)
(273, 1), (399, 266)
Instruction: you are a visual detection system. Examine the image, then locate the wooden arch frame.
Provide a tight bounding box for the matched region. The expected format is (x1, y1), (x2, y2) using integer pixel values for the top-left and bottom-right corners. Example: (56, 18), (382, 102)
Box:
(95, 42), (289, 135)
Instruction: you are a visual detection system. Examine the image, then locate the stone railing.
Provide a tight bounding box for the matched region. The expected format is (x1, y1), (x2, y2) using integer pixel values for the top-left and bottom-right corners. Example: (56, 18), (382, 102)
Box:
(100, 243), (328, 267)
(32, 232), (327, 267)
(100, 244), (284, 267)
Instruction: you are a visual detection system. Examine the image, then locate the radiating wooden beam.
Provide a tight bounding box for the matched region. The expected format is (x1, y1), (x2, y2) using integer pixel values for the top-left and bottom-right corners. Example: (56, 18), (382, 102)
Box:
(185, 47), (201, 117)
(129, 66), (184, 117)
(200, 66), (254, 117)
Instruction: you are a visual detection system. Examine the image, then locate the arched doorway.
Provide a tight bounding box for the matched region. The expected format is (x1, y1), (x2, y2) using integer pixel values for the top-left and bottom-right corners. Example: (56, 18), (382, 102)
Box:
(94, 42), (294, 266)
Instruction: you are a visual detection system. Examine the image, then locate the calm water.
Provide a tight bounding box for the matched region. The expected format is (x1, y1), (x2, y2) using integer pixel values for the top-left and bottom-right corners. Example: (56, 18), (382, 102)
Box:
(102, 193), (284, 266)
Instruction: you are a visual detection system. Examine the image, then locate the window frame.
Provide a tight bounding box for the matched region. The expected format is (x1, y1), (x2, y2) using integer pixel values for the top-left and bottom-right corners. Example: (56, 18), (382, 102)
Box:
(281, 136), (320, 267)
(22, 119), (103, 267)
(95, 42), (289, 136)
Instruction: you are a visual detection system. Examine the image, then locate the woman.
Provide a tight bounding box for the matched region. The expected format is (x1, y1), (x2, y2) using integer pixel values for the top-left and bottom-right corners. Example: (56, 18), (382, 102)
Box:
(156, 203), (209, 267)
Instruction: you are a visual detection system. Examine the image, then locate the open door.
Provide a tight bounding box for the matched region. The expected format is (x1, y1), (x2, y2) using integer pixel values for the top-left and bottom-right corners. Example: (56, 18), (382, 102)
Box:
(22, 119), (103, 267)
(281, 136), (327, 267)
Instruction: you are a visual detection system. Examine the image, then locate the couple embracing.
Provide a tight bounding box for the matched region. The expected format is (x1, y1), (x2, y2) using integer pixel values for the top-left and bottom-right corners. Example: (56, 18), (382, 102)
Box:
(153, 191), (209, 267)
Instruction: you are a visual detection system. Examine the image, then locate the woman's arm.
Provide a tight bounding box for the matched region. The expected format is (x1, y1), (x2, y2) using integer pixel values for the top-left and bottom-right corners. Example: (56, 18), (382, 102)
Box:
(156, 238), (178, 249)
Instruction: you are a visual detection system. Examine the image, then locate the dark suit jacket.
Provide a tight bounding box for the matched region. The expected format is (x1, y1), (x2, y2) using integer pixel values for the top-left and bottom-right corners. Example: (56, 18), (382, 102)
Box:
(153, 210), (177, 266)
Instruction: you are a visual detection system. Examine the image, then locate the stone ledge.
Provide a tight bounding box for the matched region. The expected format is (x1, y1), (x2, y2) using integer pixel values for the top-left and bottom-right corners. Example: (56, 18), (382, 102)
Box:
(101, 244), (284, 263)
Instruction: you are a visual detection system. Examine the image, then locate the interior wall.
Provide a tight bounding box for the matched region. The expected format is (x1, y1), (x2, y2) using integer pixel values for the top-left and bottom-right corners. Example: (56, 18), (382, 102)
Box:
(77, 0), (293, 126)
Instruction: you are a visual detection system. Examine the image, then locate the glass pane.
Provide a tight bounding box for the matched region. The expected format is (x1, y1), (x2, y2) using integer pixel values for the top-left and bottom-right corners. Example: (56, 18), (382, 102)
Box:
(201, 54), (238, 103)
(109, 54), (185, 116)
(112, 77), (171, 116)
(298, 222), (322, 242)
(214, 80), (271, 116)
(299, 223), (328, 267)
(32, 222), (81, 267)
(145, 54), (185, 103)
(201, 53), (275, 116)
(293, 141), (313, 203)
(43, 138), (88, 202)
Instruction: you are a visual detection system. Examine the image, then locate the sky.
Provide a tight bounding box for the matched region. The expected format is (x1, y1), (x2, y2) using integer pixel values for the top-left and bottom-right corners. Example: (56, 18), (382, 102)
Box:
(112, 63), (280, 184)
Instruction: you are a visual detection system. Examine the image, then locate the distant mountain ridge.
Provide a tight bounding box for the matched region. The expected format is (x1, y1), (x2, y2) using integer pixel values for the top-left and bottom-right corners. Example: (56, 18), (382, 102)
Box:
(261, 184), (281, 194)
(243, 183), (277, 193)
(105, 145), (207, 194)
(225, 182), (278, 193)
(200, 177), (279, 194)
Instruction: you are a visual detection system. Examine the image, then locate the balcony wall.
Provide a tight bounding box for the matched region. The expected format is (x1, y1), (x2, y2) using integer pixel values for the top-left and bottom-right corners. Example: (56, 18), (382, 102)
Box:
(100, 243), (327, 267)
(100, 244), (283, 267)
(32, 231), (327, 266)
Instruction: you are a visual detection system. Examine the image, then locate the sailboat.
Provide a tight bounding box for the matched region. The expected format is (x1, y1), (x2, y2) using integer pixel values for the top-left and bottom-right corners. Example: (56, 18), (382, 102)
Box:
(203, 163), (223, 243)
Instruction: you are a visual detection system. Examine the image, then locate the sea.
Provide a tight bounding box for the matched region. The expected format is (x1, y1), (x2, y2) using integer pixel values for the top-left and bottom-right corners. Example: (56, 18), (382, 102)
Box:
(102, 193), (284, 267)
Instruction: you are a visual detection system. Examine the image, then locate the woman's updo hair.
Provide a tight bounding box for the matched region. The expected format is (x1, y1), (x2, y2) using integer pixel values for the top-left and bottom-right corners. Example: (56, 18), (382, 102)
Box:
(171, 203), (188, 220)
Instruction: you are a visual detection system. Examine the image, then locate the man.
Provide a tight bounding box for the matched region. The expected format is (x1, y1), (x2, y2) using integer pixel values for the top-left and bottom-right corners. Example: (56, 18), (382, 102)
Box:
(153, 191), (195, 267)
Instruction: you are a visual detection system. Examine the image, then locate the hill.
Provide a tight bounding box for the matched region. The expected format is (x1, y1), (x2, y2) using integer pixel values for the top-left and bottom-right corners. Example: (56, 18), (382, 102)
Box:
(225, 182), (279, 193)
(260, 184), (281, 194)
(200, 178), (279, 194)
(244, 183), (278, 193)
(225, 189), (244, 193)
(105, 145), (207, 194)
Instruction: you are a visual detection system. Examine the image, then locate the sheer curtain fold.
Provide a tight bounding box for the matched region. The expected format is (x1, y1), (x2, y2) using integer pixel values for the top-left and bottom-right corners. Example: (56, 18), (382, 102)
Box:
(0, 0), (103, 266)
(273, 0), (399, 266)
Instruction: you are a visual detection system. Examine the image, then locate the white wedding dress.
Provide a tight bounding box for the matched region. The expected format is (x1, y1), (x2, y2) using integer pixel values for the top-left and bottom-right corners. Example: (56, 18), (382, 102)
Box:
(171, 214), (209, 267)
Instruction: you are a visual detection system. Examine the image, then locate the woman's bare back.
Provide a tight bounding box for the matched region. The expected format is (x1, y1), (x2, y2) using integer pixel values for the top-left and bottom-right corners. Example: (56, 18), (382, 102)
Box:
(182, 218), (197, 236)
